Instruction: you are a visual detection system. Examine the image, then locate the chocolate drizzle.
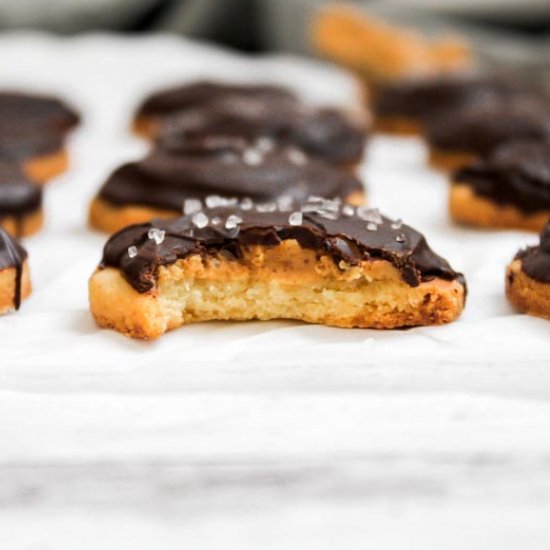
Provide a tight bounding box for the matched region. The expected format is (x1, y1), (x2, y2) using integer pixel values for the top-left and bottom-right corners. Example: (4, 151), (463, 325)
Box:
(136, 81), (297, 119)
(516, 223), (550, 283)
(0, 91), (79, 162)
(156, 97), (367, 166)
(98, 139), (364, 212)
(427, 103), (550, 156)
(374, 74), (547, 124)
(0, 160), (42, 236)
(0, 227), (27, 309)
(454, 141), (550, 214)
(99, 200), (464, 293)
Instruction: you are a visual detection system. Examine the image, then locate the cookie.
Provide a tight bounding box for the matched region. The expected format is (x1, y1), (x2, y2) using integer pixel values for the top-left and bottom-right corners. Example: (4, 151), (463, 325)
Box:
(156, 97), (368, 169)
(427, 103), (550, 171)
(450, 141), (550, 231)
(0, 160), (43, 238)
(506, 223), (550, 319)
(311, 6), (470, 83)
(0, 91), (79, 183)
(89, 198), (466, 339)
(0, 228), (31, 314)
(133, 81), (297, 139)
(89, 137), (366, 234)
(372, 73), (543, 137)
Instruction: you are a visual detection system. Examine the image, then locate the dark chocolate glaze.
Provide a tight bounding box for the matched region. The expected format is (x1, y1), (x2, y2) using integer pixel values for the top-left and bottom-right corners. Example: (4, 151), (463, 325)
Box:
(136, 81), (297, 119)
(98, 139), (364, 212)
(454, 141), (550, 214)
(157, 96), (367, 165)
(0, 160), (42, 236)
(516, 223), (550, 283)
(374, 73), (547, 124)
(0, 227), (27, 309)
(0, 91), (79, 162)
(427, 103), (550, 156)
(99, 200), (464, 293)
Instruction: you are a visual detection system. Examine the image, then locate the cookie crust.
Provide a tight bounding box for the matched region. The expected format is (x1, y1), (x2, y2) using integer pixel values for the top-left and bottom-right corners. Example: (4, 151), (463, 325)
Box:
(0, 260), (31, 315)
(0, 209), (44, 238)
(506, 259), (550, 319)
(450, 183), (549, 231)
(24, 149), (69, 183)
(90, 240), (466, 339)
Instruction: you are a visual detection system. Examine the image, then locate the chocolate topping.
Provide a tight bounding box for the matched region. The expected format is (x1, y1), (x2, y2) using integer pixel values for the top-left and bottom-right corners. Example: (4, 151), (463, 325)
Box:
(98, 139), (364, 212)
(454, 141), (550, 214)
(0, 91), (79, 162)
(0, 227), (27, 309)
(374, 74), (547, 124)
(516, 223), (550, 283)
(99, 199), (464, 293)
(157, 96), (367, 166)
(0, 160), (42, 235)
(427, 103), (550, 157)
(136, 81), (297, 120)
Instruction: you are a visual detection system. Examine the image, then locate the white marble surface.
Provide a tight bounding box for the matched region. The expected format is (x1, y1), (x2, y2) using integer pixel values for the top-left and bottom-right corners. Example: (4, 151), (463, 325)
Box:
(0, 34), (549, 549)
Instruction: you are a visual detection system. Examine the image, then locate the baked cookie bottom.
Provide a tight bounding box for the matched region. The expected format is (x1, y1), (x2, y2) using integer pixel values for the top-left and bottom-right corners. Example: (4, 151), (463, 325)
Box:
(0, 260), (31, 315)
(89, 239), (466, 339)
(0, 210), (44, 238)
(450, 184), (549, 232)
(373, 116), (423, 137)
(506, 259), (550, 320)
(429, 148), (477, 172)
(89, 191), (367, 234)
(25, 149), (69, 184)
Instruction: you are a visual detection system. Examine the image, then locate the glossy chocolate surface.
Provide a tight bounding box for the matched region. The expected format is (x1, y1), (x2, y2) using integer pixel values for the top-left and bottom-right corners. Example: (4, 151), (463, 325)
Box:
(454, 141), (550, 214)
(98, 138), (364, 212)
(99, 199), (464, 293)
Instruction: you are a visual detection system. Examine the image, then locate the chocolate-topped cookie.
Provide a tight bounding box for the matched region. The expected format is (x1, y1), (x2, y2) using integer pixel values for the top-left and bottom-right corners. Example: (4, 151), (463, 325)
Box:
(89, 137), (366, 234)
(450, 141), (550, 231)
(0, 228), (31, 314)
(133, 81), (297, 138)
(0, 91), (80, 183)
(427, 103), (550, 171)
(372, 73), (546, 136)
(507, 222), (550, 319)
(0, 160), (43, 237)
(156, 97), (368, 168)
(89, 198), (466, 339)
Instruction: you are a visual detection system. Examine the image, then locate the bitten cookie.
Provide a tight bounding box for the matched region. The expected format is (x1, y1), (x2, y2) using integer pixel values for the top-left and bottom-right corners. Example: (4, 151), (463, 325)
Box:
(0, 228), (31, 314)
(0, 160), (43, 237)
(427, 103), (550, 172)
(450, 141), (550, 231)
(89, 137), (366, 234)
(156, 96), (368, 170)
(133, 81), (297, 139)
(89, 198), (466, 339)
(372, 73), (543, 137)
(0, 91), (79, 183)
(506, 223), (550, 319)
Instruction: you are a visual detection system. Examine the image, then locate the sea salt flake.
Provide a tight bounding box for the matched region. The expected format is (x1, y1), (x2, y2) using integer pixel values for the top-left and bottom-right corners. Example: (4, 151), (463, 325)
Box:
(211, 216), (222, 226)
(225, 214), (243, 230)
(255, 136), (275, 152)
(243, 148), (263, 166)
(183, 198), (202, 215)
(342, 205), (355, 217)
(240, 198), (254, 210)
(287, 148), (307, 166)
(206, 195), (223, 208)
(357, 206), (382, 224)
(277, 196), (293, 212)
(256, 202), (276, 213)
(391, 219), (403, 230)
(288, 212), (303, 225)
(147, 227), (165, 244)
(127, 245), (138, 258)
(366, 223), (377, 232)
(192, 212), (209, 228)
(395, 233), (406, 243)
